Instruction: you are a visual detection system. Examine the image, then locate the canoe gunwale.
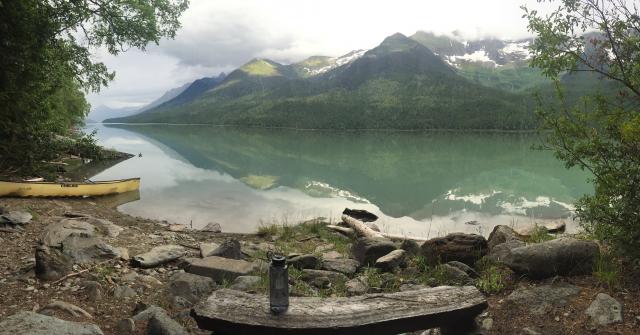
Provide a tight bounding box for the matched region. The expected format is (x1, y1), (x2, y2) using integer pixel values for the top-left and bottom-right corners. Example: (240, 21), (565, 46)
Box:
(2, 177), (140, 185)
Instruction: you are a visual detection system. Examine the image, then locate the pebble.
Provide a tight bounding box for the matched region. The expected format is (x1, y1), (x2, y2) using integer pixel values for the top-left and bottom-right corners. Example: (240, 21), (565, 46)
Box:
(43, 283), (50, 288)
(554, 316), (560, 322)
(24, 286), (34, 291)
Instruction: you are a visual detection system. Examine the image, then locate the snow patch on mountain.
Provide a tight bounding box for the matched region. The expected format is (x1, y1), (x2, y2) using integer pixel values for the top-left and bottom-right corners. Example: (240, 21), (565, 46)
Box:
(500, 41), (531, 59)
(307, 49), (368, 76)
(448, 50), (499, 68)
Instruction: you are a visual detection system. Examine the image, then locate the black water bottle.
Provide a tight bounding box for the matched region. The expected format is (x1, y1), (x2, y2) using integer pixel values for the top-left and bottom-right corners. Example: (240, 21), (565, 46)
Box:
(269, 254), (289, 314)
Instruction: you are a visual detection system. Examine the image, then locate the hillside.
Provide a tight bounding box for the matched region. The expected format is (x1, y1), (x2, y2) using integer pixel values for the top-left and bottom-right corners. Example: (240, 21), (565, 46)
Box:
(105, 33), (536, 129)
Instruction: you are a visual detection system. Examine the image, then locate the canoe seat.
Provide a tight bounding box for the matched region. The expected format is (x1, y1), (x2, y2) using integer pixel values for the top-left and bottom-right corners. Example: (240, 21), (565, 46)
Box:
(191, 286), (487, 335)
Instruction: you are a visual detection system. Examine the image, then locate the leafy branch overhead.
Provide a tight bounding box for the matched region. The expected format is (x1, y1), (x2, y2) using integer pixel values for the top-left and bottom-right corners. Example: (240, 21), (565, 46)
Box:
(524, 0), (640, 259)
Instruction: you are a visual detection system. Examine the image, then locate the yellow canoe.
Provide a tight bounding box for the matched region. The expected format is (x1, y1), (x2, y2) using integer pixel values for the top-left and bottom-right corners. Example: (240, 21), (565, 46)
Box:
(0, 178), (140, 197)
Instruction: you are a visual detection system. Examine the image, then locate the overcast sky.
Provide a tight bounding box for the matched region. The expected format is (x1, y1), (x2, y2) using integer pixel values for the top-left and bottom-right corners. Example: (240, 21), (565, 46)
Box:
(87, 0), (553, 109)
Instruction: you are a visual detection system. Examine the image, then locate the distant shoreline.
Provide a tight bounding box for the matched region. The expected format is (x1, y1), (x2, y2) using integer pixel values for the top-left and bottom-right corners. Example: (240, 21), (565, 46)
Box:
(95, 122), (542, 134)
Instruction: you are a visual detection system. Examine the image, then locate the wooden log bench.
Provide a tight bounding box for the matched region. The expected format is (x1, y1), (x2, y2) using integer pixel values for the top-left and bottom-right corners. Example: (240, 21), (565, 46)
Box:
(191, 286), (488, 335)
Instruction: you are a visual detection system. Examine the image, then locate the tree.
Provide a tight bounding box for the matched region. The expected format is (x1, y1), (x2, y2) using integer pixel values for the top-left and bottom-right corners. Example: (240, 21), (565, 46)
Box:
(523, 0), (640, 257)
(0, 0), (188, 174)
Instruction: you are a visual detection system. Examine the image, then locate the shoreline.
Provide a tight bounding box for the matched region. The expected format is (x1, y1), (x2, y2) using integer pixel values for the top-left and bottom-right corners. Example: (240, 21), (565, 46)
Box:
(0, 196), (638, 334)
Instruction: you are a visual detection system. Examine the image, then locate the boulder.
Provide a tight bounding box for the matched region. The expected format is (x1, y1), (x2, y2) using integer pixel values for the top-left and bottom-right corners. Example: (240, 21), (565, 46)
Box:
(446, 261), (479, 278)
(585, 293), (623, 326)
(81, 281), (103, 302)
(1, 211), (32, 225)
(131, 245), (186, 268)
(399, 239), (421, 256)
(35, 245), (72, 281)
(351, 237), (396, 265)
(205, 238), (242, 259)
(185, 256), (256, 283)
(502, 238), (599, 278)
(229, 276), (261, 292)
(167, 272), (216, 304)
(345, 277), (369, 296)
(61, 236), (120, 264)
(421, 233), (488, 266)
(301, 269), (348, 283)
(486, 239), (526, 263)
(115, 319), (135, 335)
(506, 283), (580, 315)
(321, 251), (343, 260)
(343, 208), (378, 222)
(0, 311), (103, 335)
(487, 225), (520, 250)
(84, 218), (123, 238)
(41, 220), (96, 247)
(148, 313), (189, 335)
(438, 264), (473, 285)
(375, 249), (406, 272)
(321, 258), (359, 275)
(516, 221), (566, 236)
(113, 285), (137, 299)
(201, 222), (222, 233)
(199, 242), (220, 258)
(287, 254), (319, 269)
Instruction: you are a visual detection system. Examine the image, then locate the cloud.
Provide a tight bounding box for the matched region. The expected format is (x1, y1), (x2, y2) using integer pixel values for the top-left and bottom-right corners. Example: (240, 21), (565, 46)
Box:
(88, 0), (555, 108)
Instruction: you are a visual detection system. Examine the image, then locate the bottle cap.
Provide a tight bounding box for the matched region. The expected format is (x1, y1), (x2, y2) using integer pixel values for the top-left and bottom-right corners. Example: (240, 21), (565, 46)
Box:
(271, 254), (286, 266)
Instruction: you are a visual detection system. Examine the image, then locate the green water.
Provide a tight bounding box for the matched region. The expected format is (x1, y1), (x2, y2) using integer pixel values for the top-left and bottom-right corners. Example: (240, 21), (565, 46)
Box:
(90, 124), (592, 236)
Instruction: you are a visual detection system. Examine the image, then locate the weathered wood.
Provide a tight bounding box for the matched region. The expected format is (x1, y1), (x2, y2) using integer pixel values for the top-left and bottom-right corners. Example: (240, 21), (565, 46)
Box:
(341, 214), (385, 239)
(192, 286), (487, 335)
(342, 215), (429, 242)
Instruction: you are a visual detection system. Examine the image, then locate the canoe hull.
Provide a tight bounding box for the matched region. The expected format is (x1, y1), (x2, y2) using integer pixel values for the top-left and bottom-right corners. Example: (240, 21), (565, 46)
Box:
(0, 178), (140, 197)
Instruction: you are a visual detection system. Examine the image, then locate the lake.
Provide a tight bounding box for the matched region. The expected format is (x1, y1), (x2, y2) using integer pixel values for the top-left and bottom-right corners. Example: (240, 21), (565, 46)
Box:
(87, 124), (592, 237)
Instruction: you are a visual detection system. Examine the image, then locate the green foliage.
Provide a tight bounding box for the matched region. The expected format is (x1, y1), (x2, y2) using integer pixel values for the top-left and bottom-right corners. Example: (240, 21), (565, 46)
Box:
(525, 226), (555, 244)
(0, 0), (188, 175)
(474, 259), (507, 294)
(524, 1), (640, 259)
(593, 252), (621, 290)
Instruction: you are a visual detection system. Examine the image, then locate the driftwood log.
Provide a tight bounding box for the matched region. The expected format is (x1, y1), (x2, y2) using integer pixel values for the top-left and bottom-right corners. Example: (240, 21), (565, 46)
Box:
(191, 286), (487, 335)
(341, 214), (429, 242)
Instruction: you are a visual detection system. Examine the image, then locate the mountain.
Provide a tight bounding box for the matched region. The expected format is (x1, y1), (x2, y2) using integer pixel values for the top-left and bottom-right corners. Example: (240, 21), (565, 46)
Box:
(105, 33), (535, 129)
(87, 105), (140, 122)
(410, 31), (548, 92)
(138, 82), (191, 112)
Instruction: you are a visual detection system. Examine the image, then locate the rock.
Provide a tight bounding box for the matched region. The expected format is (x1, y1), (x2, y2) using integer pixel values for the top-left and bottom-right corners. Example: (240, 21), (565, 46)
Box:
(200, 222), (222, 233)
(167, 272), (215, 304)
(198, 242), (220, 258)
(2, 211), (32, 225)
(168, 224), (187, 232)
(0, 311), (103, 335)
(351, 237), (396, 265)
(481, 317), (493, 330)
(301, 269), (348, 283)
(421, 233), (488, 266)
(345, 277), (368, 296)
(446, 261), (479, 278)
(503, 238), (599, 278)
(438, 264), (473, 285)
(113, 285), (137, 299)
(35, 245), (72, 281)
(148, 313), (189, 335)
(287, 254), (319, 269)
(343, 208), (378, 222)
(506, 283), (580, 315)
(137, 275), (162, 287)
(487, 225), (520, 250)
(117, 247), (130, 261)
(185, 256), (256, 283)
(120, 271), (138, 283)
(585, 293), (623, 326)
(170, 296), (192, 310)
(38, 300), (93, 318)
(61, 236), (120, 264)
(326, 225), (355, 237)
(314, 243), (335, 253)
(229, 276), (261, 292)
(81, 281), (102, 302)
(486, 239), (526, 263)
(321, 258), (359, 275)
(131, 245), (186, 268)
(205, 238), (242, 259)
(132, 305), (167, 322)
(115, 319), (135, 335)
(322, 251), (343, 259)
(41, 220), (96, 247)
(521, 327), (541, 335)
(310, 276), (332, 289)
(375, 249), (406, 272)
(85, 218), (123, 238)
(399, 239), (421, 256)
(516, 221), (566, 236)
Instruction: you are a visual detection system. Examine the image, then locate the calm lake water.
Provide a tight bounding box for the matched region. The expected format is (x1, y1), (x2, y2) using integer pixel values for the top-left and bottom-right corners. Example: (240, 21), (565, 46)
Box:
(87, 124), (592, 237)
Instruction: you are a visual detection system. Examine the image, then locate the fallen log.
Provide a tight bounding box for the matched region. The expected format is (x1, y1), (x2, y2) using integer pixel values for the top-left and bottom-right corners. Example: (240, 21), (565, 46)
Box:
(192, 286), (487, 335)
(341, 214), (429, 242)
